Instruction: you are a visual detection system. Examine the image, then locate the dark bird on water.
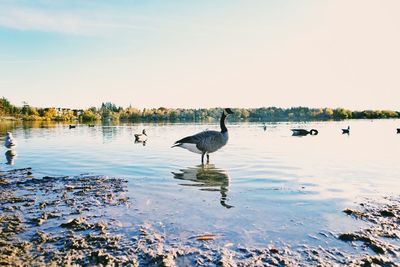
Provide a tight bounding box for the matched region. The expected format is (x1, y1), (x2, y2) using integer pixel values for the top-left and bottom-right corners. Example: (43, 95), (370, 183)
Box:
(291, 129), (318, 136)
(342, 126), (350, 134)
(172, 108), (234, 164)
(69, 125), (76, 129)
(397, 128), (400, 134)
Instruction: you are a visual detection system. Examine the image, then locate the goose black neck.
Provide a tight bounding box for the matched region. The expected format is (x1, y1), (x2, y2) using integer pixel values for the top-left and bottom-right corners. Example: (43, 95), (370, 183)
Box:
(220, 112), (228, 133)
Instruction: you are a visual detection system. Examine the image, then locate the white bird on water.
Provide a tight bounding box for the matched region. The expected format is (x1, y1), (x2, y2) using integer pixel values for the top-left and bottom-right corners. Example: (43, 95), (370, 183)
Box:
(134, 129), (148, 142)
(4, 132), (17, 149)
(172, 108), (234, 164)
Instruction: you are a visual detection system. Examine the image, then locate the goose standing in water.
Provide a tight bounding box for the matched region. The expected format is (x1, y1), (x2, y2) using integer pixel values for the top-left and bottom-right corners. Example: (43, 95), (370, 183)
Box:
(342, 126), (350, 134)
(4, 132), (17, 149)
(172, 108), (234, 164)
(134, 129), (147, 142)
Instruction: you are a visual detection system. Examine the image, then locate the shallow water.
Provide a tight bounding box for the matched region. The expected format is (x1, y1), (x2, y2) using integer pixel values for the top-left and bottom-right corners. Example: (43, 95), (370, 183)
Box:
(1, 119), (399, 251)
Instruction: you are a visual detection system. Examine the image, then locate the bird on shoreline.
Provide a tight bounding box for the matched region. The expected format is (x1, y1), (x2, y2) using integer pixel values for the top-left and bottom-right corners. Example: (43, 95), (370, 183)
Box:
(4, 132), (17, 149)
(134, 129), (147, 142)
(172, 108), (234, 164)
(69, 125), (76, 129)
(342, 126), (350, 134)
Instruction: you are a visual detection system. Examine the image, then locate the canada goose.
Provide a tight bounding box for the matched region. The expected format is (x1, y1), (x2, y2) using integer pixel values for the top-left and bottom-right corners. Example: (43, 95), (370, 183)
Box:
(342, 126), (350, 134)
(291, 129), (318, 136)
(397, 128), (400, 134)
(88, 124), (95, 127)
(4, 132), (17, 149)
(172, 108), (234, 164)
(263, 123), (267, 131)
(69, 125), (76, 129)
(134, 129), (147, 142)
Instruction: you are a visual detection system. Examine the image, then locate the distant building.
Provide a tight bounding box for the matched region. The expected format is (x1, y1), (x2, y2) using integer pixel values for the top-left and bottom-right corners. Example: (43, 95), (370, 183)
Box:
(55, 108), (72, 116)
(73, 109), (84, 116)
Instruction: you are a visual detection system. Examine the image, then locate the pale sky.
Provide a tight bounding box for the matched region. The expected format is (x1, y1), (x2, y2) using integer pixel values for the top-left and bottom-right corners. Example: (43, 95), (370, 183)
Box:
(0, 0), (399, 110)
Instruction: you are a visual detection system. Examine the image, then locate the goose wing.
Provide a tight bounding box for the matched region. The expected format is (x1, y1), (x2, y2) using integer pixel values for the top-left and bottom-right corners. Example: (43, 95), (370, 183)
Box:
(173, 131), (224, 152)
(174, 131), (211, 145)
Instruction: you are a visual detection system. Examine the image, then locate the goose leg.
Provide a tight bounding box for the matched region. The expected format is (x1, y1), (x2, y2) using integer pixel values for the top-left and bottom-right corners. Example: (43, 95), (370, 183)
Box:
(206, 153), (210, 164)
(201, 152), (205, 165)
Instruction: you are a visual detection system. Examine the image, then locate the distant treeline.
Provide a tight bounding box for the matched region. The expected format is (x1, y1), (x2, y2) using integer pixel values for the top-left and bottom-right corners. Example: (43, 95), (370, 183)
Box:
(1, 97), (399, 122)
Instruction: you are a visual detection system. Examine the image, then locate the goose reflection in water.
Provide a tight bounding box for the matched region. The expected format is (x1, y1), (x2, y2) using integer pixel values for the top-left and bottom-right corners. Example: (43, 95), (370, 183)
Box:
(172, 165), (233, 209)
(5, 150), (17, 165)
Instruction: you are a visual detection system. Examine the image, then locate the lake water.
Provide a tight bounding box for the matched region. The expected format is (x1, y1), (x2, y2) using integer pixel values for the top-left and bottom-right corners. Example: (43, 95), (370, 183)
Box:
(1, 119), (399, 252)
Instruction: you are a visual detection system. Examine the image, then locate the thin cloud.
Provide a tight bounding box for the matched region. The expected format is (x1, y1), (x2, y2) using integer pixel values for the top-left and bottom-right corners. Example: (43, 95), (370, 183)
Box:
(0, 6), (163, 36)
(0, 3), (234, 37)
(0, 59), (41, 64)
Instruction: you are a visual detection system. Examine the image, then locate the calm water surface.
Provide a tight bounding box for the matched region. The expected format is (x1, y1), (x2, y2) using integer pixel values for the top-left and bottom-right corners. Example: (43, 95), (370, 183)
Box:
(1, 119), (399, 250)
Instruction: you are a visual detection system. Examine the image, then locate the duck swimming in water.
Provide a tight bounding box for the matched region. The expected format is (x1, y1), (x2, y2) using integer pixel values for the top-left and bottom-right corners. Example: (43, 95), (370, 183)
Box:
(291, 129), (318, 136)
(342, 126), (350, 134)
(134, 129), (147, 142)
(4, 132), (17, 149)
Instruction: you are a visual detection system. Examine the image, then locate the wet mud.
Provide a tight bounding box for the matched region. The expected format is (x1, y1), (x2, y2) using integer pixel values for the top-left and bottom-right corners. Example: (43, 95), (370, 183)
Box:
(0, 168), (399, 266)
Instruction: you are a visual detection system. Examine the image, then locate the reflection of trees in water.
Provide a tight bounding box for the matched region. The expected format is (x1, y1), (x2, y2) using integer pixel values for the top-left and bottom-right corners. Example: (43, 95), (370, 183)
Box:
(0, 121), (17, 137)
(172, 165), (233, 209)
(5, 150), (17, 165)
(1, 121), (58, 140)
(21, 121), (58, 139)
(101, 126), (120, 143)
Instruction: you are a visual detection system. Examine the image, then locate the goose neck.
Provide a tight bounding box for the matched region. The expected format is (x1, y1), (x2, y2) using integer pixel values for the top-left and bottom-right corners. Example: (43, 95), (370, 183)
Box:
(220, 112), (228, 133)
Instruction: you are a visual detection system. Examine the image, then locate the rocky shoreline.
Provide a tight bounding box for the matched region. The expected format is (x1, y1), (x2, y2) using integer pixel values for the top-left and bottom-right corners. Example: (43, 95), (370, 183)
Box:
(0, 168), (399, 266)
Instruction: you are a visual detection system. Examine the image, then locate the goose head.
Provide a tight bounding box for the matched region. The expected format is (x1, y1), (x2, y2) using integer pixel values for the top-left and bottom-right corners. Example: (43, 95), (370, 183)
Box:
(142, 129), (147, 135)
(224, 108), (234, 116)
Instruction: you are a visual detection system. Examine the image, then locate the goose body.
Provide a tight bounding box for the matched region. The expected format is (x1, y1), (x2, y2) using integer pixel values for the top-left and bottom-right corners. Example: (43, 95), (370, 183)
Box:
(173, 108), (234, 164)
(291, 129), (318, 136)
(69, 125), (76, 129)
(4, 132), (17, 148)
(134, 129), (147, 142)
(397, 128), (400, 134)
(342, 126), (350, 134)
